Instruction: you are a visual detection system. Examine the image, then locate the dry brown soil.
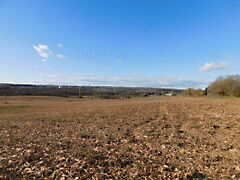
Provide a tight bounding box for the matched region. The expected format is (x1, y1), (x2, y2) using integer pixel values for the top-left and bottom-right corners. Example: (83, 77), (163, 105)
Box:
(0, 96), (240, 179)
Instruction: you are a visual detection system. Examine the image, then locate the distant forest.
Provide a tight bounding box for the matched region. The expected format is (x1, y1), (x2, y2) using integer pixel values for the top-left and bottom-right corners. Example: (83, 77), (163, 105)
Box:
(0, 84), (183, 99)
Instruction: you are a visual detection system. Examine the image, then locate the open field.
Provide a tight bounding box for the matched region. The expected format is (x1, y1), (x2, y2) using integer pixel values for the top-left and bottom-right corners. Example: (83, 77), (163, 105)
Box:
(0, 96), (240, 179)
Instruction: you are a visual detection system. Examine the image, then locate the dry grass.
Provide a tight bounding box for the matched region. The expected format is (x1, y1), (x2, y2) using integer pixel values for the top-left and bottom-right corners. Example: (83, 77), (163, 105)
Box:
(0, 96), (240, 179)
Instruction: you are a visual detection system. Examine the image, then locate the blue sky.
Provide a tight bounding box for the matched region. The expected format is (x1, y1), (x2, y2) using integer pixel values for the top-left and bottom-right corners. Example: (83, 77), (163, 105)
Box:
(0, 0), (240, 88)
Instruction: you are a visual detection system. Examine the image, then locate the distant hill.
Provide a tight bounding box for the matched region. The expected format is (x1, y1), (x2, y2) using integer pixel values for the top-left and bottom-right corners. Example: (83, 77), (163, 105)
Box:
(0, 83), (183, 98)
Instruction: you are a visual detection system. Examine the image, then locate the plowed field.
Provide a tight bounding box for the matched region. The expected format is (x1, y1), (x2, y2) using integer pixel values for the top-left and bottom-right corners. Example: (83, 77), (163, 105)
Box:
(0, 96), (239, 179)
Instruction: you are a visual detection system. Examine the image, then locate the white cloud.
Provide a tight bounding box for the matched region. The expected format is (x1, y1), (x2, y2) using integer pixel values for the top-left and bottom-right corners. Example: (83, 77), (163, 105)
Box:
(199, 62), (230, 72)
(33, 43), (66, 62)
(35, 66), (51, 70)
(56, 54), (65, 59)
(77, 73), (97, 76)
(33, 44), (52, 59)
(223, 53), (234, 59)
(57, 43), (63, 48)
(41, 59), (48, 63)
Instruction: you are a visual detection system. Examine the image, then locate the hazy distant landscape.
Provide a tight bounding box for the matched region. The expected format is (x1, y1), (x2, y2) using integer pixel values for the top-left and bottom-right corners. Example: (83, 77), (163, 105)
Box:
(0, 83), (182, 98)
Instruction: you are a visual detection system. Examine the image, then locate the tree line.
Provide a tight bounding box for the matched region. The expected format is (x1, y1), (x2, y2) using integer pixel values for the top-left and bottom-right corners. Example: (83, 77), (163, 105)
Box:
(208, 75), (240, 97)
(182, 75), (240, 97)
(0, 84), (183, 99)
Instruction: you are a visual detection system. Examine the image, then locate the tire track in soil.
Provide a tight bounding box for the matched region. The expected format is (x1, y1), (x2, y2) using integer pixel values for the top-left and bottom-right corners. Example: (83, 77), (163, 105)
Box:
(127, 101), (225, 179)
(132, 102), (189, 145)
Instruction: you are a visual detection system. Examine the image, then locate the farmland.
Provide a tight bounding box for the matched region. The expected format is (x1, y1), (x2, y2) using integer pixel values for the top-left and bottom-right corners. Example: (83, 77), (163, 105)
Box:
(0, 96), (240, 179)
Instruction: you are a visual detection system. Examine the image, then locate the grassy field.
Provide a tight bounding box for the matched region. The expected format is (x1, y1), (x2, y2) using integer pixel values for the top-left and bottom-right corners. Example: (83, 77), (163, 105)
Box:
(0, 96), (240, 179)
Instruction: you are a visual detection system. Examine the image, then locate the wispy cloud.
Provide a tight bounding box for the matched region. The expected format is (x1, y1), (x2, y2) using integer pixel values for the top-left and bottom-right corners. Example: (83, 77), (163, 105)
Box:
(46, 74), (69, 78)
(223, 52), (234, 59)
(33, 44), (52, 59)
(76, 73), (97, 76)
(36, 74), (211, 89)
(130, 73), (138, 76)
(56, 54), (65, 59)
(57, 43), (63, 48)
(199, 62), (230, 72)
(41, 59), (48, 63)
(35, 66), (51, 70)
(116, 58), (123, 62)
(33, 43), (66, 62)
